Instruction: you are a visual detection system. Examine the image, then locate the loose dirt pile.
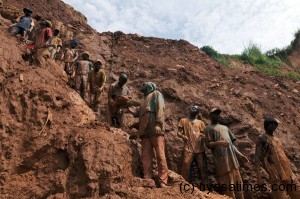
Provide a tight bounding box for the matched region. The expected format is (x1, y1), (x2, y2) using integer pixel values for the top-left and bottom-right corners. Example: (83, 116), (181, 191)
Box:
(1, 0), (300, 198)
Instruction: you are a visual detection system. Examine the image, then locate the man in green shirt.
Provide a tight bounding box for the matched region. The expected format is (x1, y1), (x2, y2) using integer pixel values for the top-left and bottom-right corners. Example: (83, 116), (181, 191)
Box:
(205, 108), (247, 199)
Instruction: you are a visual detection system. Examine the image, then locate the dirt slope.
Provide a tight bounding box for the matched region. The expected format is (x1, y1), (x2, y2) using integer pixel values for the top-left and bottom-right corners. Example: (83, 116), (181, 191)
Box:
(1, 1), (300, 199)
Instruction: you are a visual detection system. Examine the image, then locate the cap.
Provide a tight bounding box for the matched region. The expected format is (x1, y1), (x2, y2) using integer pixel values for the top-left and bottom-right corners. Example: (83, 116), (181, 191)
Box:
(23, 8), (33, 13)
(94, 59), (102, 65)
(210, 108), (222, 114)
(82, 51), (90, 56)
(264, 117), (281, 126)
(70, 39), (79, 46)
(41, 20), (52, 28)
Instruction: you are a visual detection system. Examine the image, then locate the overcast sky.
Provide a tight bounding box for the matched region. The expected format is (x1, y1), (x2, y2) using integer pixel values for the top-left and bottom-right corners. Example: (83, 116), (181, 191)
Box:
(63, 0), (300, 54)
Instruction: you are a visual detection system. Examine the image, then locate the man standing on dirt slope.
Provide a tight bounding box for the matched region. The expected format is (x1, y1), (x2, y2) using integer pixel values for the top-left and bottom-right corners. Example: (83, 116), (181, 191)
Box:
(108, 73), (140, 128)
(255, 117), (300, 199)
(62, 39), (79, 87)
(138, 82), (168, 188)
(178, 105), (207, 183)
(87, 60), (106, 116)
(205, 108), (247, 199)
(49, 28), (62, 59)
(73, 51), (93, 101)
(33, 20), (53, 66)
(10, 8), (34, 40)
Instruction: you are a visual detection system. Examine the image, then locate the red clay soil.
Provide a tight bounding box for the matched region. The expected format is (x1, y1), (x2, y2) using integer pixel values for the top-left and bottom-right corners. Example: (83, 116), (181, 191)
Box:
(1, 0), (300, 198)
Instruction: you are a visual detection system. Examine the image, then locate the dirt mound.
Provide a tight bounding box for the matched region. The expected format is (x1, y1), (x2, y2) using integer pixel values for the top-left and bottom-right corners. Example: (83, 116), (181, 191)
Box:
(1, 0), (300, 198)
(2, 0), (86, 24)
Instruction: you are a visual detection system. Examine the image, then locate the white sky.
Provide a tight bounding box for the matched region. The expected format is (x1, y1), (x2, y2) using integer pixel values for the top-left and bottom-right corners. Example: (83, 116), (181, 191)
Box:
(63, 0), (300, 54)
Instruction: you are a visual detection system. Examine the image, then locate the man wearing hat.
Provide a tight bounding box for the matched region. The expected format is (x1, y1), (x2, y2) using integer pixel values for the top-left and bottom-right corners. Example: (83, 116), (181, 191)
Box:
(108, 73), (140, 127)
(62, 39), (79, 86)
(73, 51), (93, 100)
(10, 8), (34, 39)
(49, 28), (63, 59)
(34, 20), (53, 66)
(205, 108), (246, 199)
(255, 117), (300, 199)
(87, 60), (107, 115)
(138, 82), (168, 188)
(177, 105), (207, 183)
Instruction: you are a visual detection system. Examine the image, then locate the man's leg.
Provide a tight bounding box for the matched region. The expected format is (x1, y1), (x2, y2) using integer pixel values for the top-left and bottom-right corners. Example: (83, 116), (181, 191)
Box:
(94, 90), (102, 114)
(50, 48), (57, 59)
(10, 26), (21, 36)
(233, 169), (244, 199)
(271, 181), (287, 199)
(141, 138), (154, 179)
(151, 135), (168, 185)
(36, 48), (46, 66)
(82, 75), (88, 101)
(196, 153), (206, 183)
(74, 76), (81, 94)
(181, 150), (194, 181)
(285, 173), (300, 199)
(37, 48), (50, 67)
(217, 172), (236, 199)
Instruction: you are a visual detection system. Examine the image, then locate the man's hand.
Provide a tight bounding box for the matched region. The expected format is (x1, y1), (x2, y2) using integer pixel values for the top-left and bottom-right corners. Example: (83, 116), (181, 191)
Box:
(241, 155), (250, 164)
(98, 87), (104, 92)
(45, 41), (51, 46)
(182, 135), (188, 141)
(216, 140), (230, 147)
(155, 126), (162, 134)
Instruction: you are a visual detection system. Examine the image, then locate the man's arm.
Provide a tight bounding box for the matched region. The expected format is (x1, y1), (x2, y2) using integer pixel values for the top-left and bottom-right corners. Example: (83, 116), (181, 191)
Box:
(108, 84), (115, 105)
(99, 71), (106, 91)
(45, 28), (53, 46)
(205, 128), (229, 148)
(177, 125), (188, 141)
(233, 145), (249, 164)
(29, 19), (35, 31)
(72, 62), (77, 77)
(57, 38), (62, 52)
(155, 92), (165, 132)
(73, 51), (79, 62)
(255, 136), (264, 184)
(229, 129), (237, 143)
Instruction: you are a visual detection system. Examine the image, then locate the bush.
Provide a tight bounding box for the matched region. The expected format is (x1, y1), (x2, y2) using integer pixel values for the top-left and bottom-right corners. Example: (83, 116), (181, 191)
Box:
(200, 46), (220, 59)
(200, 46), (230, 66)
(240, 43), (281, 67)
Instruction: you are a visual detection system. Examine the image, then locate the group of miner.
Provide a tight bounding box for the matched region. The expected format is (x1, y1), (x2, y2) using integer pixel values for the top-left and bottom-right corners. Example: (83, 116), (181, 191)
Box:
(8, 7), (300, 199)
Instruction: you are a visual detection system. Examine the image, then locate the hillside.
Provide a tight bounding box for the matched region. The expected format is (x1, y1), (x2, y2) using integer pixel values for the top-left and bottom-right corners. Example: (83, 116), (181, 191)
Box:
(1, 0), (300, 198)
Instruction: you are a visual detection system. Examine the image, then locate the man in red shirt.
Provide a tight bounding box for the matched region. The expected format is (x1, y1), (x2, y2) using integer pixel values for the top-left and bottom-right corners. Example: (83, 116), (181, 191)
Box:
(34, 20), (53, 66)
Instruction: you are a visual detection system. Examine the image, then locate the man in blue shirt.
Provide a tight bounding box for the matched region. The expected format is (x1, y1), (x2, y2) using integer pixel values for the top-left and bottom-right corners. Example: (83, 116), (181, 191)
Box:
(10, 8), (34, 40)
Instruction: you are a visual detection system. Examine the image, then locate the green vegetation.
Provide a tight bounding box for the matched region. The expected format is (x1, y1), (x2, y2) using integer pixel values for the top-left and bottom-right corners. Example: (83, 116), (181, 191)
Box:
(200, 46), (230, 66)
(266, 29), (300, 63)
(239, 43), (282, 67)
(200, 30), (300, 80)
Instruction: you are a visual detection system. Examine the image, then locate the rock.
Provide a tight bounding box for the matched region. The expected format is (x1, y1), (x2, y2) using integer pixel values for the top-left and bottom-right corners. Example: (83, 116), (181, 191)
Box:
(130, 177), (156, 188)
(292, 89), (299, 93)
(175, 64), (185, 69)
(210, 83), (220, 89)
(245, 100), (256, 113)
(233, 89), (241, 97)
